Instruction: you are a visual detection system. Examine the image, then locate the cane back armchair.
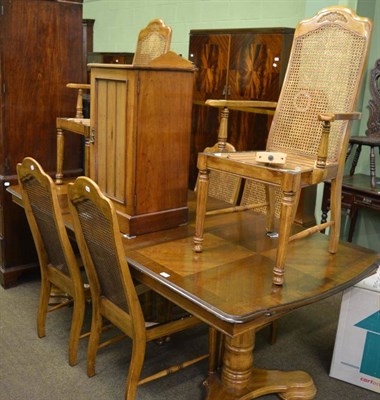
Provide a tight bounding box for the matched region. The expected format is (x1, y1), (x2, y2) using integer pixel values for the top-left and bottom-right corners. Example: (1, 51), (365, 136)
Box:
(193, 6), (373, 285)
(17, 157), (89, 366)
(67, 176), (207, 400)
(55, 18), (172, 184)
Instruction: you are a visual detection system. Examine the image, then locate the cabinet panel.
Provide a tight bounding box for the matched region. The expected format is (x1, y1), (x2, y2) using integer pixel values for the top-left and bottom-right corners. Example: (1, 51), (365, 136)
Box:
(135, 70), (193, 214)
(189, 34), (230, 101)
(228, 33), (286, 101)
(1, 0), (83, 175)
(92, 78), (129, 205)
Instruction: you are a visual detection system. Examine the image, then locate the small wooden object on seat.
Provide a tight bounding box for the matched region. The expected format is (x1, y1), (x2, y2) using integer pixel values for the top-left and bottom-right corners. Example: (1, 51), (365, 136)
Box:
(17, 157), (89, 366)
(193, 6), (373, 286)
(346, 58), (380, 189)
(55, 19), (172, 184)
(67, 176), (207, 400)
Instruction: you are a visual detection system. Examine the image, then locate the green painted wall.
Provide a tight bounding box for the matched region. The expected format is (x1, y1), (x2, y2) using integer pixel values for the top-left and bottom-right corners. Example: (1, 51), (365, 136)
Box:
(83, 0), (379, 251)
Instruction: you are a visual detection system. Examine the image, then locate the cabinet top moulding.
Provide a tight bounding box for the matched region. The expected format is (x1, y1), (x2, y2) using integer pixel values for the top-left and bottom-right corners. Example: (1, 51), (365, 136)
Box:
(88, 50), (196, 71)
(189, 27), (295, 35)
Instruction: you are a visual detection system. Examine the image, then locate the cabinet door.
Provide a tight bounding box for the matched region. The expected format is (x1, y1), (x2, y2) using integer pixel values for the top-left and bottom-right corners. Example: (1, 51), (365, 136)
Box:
(188, 33), (230, 187)
(90, 69), (138, 216)
(0, 0), (83, 176)
(189, 34), (230, 101)
(228, 33), (286, 101)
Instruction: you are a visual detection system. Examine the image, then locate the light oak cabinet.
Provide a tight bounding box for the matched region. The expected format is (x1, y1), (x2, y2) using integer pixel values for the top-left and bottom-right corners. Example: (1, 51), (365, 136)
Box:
(89, 52), (195, 236)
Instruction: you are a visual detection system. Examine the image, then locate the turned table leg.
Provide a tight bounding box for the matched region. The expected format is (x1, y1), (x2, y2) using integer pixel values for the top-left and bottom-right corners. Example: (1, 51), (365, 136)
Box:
(205, 329), (316, 400)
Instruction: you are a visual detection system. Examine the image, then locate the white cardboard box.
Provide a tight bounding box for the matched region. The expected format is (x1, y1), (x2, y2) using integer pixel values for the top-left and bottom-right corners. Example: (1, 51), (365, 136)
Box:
(330, 272), (380, 393)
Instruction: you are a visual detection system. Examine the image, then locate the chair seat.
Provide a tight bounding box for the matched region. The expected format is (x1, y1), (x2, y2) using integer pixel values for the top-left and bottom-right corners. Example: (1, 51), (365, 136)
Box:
(56, 117), (91, 136)
(202, 151), (336, 176)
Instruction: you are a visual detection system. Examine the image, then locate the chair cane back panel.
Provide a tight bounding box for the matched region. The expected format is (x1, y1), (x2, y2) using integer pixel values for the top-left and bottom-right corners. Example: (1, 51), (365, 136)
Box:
(132, 19), (172, 66)
(74, 198), (130, 313)
(21, 175), (70, 276)
(200, 142), (241, 206)
(240, 180), (283, 218)
(207, 170), (242, 204)
(267, 10), (370, 163)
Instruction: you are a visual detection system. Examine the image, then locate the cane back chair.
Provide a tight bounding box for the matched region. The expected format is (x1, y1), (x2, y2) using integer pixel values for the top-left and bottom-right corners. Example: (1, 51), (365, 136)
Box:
(55, 18), (172, 184)
(67, 176), (207, 400)
(193, 6), (373, 285)
(17, 157), (89, 366)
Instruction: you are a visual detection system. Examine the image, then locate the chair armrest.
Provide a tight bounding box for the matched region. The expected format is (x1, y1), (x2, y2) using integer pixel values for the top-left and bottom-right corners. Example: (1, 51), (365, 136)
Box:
(318, 112), (361, 122)
(316, 112), (361, 169)
(66, 83), (91, 90)
(206, 99), (277, 109)
(203, 100), (278, 151)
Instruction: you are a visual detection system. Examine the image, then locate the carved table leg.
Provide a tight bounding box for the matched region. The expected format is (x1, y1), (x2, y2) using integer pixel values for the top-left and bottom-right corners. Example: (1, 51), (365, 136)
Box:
(204, 330), (316, 400)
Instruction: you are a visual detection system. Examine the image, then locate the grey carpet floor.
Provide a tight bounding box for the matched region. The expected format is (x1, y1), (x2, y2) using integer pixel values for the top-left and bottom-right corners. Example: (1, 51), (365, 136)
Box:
(0, 271), (378, 400)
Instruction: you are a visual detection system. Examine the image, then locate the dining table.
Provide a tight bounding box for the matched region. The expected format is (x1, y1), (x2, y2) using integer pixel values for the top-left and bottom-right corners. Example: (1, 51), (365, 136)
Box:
(8, 183), (380, 399)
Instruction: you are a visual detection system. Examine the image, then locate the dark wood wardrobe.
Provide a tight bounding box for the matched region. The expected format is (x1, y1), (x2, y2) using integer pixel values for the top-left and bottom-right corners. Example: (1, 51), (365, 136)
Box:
(0, 0), (84, 287)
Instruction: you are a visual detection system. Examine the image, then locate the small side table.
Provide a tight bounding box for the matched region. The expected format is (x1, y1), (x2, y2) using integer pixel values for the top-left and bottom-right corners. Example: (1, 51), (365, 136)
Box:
(321, 174), (380, 242)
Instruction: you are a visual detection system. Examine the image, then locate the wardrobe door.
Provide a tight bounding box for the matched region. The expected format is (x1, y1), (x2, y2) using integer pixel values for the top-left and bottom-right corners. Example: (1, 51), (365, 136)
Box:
(227, 31), (291, 151)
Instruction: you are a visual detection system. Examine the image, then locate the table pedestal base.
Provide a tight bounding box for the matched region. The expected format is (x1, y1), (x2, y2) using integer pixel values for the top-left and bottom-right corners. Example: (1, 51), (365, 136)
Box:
(204, 368), (316, 400)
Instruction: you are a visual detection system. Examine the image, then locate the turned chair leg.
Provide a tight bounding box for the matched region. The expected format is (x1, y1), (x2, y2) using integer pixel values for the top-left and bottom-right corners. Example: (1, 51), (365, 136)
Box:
(193, 168), (210, 253)
(273, 189), (299, 285)
(265, 185), (278, 237)
(56, 127), (64, 185)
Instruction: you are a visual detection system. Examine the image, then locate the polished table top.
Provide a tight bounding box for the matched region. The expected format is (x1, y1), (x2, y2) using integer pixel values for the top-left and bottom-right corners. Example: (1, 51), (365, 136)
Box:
(9, 184), (379, 337)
